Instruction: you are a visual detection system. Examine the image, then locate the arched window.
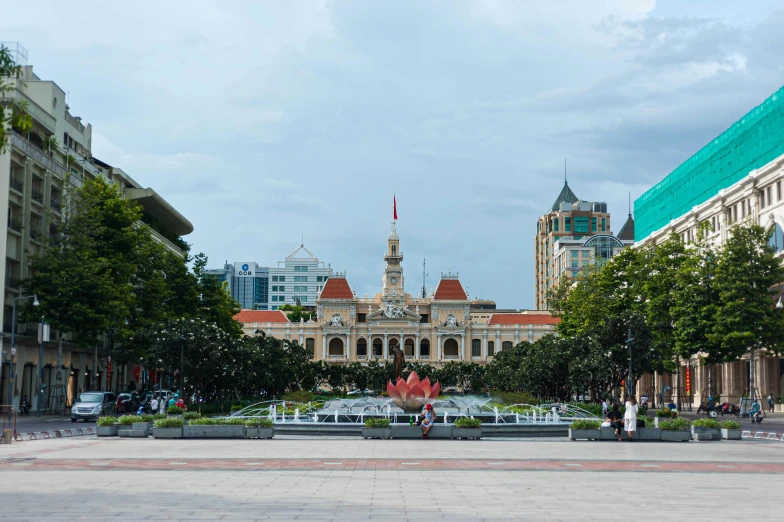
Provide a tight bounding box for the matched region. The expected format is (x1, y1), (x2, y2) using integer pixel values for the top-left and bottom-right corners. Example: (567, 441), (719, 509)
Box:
(769, 223), (784, 253)
(420, 339), (430, 359)
(583, 234), (625, 264)
(356, 338), (367, 358)
(328, 338), (344, 357)
(471, 339), (481, 357)
(404, 339), (415, 357)
(305, 338), (315, 356)
(372, 338), (383, 357)
(502, 341), (513, 351)
(488, 341), (495, 357)
(392, 245), (396, 255)
(443, 338), (459, 359)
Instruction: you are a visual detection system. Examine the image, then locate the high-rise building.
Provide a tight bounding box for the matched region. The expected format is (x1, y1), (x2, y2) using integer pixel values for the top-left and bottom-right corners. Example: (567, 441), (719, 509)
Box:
(208, 243), (332, 310)
(534, 181), (613, 309)
(0, 44), (192, 408)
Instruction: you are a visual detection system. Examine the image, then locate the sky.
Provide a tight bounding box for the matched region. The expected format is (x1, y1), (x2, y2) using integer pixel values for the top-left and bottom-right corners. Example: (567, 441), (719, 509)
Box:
(3, 0), (784, 308)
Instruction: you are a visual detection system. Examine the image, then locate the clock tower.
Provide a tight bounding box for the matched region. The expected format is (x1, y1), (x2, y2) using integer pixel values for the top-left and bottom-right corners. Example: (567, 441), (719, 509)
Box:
(383, 222), (404, 296)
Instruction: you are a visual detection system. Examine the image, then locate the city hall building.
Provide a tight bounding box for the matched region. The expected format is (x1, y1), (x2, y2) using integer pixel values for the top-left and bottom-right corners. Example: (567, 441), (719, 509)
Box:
(634, 84), (784, 408)
(234, 223), (558, 365)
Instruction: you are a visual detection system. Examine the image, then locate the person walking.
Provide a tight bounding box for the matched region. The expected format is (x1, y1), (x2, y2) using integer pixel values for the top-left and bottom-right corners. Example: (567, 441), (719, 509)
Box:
(601, 399), (608, 418)
(624, 395), (639, 442)
(767, 393), (774, 415)
(606, 404), (624, 441)
(159, 395), (168, 415)
(150, 395), (159, 416)
(420, 404), (437, 439)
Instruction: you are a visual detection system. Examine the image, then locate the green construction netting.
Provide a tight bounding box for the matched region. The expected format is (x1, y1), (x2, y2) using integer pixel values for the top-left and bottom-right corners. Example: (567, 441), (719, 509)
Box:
(634, 85), (784, 241)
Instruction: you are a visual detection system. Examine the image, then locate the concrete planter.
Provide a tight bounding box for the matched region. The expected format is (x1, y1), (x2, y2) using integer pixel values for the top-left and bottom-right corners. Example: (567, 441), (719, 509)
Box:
(153, 427), (183, 439)
(96, 425), (118, 437)
(118, 425), (133, 437)
(569, 428), (601, 441)
(244, 427), (275, 439)
(183, 425), (244, 438)
(721, 428), (742, 440)
(451, 428), (482, 440)
(361, 427), (392, 439)
(660, 430), (690, 442)
(691, 426), (721, 441)
(636, 428), (661, 441)
(390, 425), (452, 438)
(131, 422), (152, 437)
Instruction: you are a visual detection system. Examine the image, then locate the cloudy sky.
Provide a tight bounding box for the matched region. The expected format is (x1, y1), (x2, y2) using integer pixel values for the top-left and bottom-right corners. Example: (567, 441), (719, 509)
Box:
(3, 1), (784, 308)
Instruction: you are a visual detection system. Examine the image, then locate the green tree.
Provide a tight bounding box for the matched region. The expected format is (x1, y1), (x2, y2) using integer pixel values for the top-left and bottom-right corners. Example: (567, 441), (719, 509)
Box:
(279, 304), (314, 323)
(711, 222), (784, 399)
(0, 46), (32, 153)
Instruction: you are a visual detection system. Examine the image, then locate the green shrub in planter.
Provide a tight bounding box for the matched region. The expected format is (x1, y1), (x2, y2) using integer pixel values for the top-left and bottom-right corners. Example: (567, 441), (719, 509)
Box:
(183, 411), (201, 420)
(659, 418), (691, 431)
(96, 416), (116, 427)
(187, 418), (217, 425)
(692, 418), (720, 429)
(153, 413), (167, 420)
(167, 405), (184, 415)
(118, 415), (141, 426)
(139, 414), (155, 423)
(154, 417), (184, 429)
(454, 417), (482, 429)
(570, 419), (601, 429)
(656, 408), (677, 418)
(721, 420), (741, 430)
(216, 417), (247, 425)
(244, 418), (274, 428)
(364, 417), (391, 428)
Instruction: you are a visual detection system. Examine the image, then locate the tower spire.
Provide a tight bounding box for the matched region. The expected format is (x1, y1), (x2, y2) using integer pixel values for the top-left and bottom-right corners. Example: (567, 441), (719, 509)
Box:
(628, 191), (632, 217)
(564, 157), (567, 184)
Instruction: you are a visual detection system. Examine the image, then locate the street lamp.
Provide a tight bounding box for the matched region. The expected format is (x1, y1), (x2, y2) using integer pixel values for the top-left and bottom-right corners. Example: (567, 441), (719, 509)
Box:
(5, 295), (39, 409)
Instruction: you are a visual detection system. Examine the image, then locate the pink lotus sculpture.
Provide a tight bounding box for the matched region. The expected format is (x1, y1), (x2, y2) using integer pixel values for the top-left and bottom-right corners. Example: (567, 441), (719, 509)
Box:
(387, 371), (441, 412)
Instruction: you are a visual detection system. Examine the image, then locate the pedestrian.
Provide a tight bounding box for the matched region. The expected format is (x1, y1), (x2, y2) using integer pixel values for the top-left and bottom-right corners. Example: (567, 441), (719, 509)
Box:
(420, 404), (436, 439)
(175, 395), (187, 411)
(640, 394), (648, 408)
(750, 399), (762, 423)
(767, 393), (774, 415)
(150, 395), (159, 415)
(168, 393), (179, 409)
(606, 404), (623, 441)
(624, 395), (639, 442)
(159, 395), (168, 415)
(601, 399), (608, 418)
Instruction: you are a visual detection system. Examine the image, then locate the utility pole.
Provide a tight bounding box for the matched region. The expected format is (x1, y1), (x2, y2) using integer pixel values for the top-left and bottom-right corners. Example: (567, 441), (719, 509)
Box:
(626, 328), (634, 398)
(37, 316), (49, 417)
(421, 259), (428, 299)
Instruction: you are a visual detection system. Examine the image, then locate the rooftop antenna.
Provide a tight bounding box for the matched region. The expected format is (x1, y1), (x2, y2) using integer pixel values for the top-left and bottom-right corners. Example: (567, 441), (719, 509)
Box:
(628, 191), (632, 217)
(421, 259), (428, 299)
(301, 233), (304, 247)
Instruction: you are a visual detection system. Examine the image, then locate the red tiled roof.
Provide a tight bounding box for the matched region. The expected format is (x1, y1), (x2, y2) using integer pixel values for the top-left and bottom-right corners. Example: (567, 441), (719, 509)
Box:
(434, 279), (468, 300)
(234, 310), (290, 324)
(487, 314), (560, 326)
(320, 277), (353, 299)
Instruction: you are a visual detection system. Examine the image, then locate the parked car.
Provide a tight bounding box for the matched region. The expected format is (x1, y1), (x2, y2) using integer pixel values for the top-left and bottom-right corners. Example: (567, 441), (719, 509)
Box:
(71, 392), (116, 422)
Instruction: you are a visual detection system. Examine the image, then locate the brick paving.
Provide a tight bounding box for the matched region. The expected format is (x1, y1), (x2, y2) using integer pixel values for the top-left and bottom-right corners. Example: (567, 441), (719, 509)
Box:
(1, 436), (783, 521)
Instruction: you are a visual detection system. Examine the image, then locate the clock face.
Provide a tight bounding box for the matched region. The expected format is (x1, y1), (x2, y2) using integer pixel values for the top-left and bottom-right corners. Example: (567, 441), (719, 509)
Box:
(390, 277), (398, 284)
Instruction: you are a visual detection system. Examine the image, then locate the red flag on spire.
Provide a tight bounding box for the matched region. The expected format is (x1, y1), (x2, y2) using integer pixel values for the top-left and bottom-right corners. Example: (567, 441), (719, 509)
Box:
(393, 194), (398, 220)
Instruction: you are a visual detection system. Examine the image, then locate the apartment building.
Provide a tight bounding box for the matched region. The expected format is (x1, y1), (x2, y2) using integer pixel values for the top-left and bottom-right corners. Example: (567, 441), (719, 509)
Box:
(0, 45), (192, 410)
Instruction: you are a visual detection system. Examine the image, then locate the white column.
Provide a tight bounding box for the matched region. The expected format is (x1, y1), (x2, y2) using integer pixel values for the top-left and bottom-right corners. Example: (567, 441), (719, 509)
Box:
(482, 332), (487, 360)
(460, 333), (465, 361)
(346, 331), (351, 361)
(415, 333), (420, 360)
(383, 333), (388, 360)
(322, 336), (327, 361)
(437, 334), (442, 361)
(514, 329), (519, 346)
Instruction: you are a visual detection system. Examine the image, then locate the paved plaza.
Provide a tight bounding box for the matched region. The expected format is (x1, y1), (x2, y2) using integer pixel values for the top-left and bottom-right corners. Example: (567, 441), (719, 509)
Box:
(1, 436), (783, 521)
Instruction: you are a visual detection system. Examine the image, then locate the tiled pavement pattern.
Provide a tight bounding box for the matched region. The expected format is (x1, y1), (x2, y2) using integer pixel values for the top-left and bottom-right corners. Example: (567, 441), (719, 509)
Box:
(2, 437), (783, 521)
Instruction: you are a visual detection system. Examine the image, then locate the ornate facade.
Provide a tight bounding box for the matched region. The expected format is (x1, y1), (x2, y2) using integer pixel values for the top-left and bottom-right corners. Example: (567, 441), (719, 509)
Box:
(235, 223), (558, 365)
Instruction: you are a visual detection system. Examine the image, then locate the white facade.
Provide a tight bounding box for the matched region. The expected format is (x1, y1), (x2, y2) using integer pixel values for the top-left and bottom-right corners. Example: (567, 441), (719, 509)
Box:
(269, 245), (333, 309)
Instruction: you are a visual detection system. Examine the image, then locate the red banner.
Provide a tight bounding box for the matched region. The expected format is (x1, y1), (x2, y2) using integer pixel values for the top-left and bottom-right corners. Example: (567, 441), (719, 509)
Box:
(107, 361), (112, 390)
(685, 367), (691, 395)
(132, 365), (141, 382)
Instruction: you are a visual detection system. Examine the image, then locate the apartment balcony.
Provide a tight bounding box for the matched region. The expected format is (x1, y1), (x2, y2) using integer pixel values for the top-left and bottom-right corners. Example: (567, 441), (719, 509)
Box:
(10, 176), (24, 194)
(50, 198), (62, 213)
(8, 216), (22, 233)
(9, 133), (67, 178)
(29, 227), (43, 242)
(31, 189), (44, 205)
(5, 275), (20, 289)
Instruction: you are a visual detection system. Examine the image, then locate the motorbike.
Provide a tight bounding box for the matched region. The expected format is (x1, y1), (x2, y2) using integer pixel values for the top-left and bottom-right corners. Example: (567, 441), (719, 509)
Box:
(19, 400), (31, 416)
(720, 402), (740, 416)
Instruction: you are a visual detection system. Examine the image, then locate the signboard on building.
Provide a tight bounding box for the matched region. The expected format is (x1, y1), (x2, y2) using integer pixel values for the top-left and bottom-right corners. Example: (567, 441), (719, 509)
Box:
(685, 367), (691, 395)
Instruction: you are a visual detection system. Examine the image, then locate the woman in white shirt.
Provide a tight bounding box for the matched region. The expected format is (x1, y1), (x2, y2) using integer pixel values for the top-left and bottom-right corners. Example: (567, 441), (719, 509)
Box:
(624, 395), (639, 441)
